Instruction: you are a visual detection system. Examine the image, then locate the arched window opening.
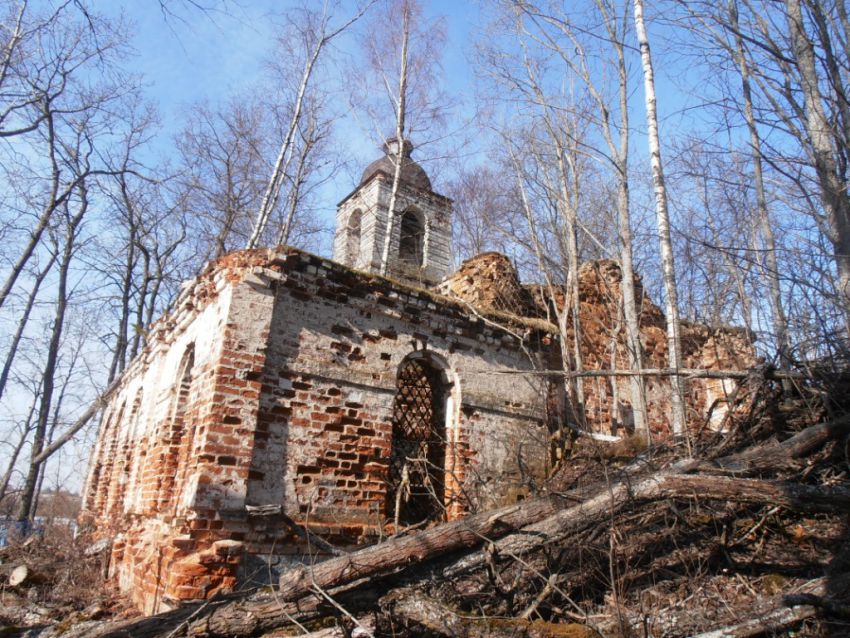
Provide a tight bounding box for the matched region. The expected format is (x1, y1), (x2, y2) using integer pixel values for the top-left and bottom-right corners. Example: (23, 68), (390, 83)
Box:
(346, 209), (362, 264)
(387, 357), (446, 526)
(158, 344), (195, 512)
(398, 210), (424, 266)
(124, 390), (145, 510)
(92, 403), (125, 516)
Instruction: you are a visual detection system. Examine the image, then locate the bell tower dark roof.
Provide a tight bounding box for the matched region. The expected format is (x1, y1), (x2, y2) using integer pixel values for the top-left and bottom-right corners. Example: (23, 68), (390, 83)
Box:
(359, 137), (431, 191)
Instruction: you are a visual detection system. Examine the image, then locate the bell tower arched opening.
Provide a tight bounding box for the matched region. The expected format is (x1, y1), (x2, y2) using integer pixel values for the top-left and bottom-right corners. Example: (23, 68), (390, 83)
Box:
(398, 209), (424, 266)
(345, 209), (362, 265)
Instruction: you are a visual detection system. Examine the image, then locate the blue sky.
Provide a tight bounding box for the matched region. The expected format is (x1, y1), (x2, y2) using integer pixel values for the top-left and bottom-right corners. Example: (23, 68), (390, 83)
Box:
(104, 0), (703, 222)
(110, 2), (479, 149)
(101, 1), (487, 255)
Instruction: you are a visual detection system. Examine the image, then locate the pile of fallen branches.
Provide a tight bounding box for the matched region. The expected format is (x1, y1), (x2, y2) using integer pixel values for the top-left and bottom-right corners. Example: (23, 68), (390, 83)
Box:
(0, 524), (137, 632)
(14, 373), (850, 637)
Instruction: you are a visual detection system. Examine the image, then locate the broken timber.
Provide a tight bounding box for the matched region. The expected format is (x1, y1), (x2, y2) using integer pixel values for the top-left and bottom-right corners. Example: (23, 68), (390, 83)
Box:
(60, 415), (850, 638)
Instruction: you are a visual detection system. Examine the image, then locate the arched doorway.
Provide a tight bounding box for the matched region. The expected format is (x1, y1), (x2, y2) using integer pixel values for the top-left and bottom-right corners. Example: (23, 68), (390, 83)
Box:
(387, 355), (447, 526)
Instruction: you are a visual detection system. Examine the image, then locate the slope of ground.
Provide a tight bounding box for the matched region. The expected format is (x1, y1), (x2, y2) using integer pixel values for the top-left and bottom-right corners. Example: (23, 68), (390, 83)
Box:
(2, 368), (849, 638)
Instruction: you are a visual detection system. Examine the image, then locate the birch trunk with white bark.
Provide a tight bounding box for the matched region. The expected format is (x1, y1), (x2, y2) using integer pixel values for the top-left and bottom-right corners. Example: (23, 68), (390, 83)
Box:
(633, 0), (687, 435)
(379, 2), (411, 277)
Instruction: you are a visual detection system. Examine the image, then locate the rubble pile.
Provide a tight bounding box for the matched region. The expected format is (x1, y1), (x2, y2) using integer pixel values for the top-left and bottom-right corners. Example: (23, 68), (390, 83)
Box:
(0, 527), (138, 633)
(436, 252), (535, 316)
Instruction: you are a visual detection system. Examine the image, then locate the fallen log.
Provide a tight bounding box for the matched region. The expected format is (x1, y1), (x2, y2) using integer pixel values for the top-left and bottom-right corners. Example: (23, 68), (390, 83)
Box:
(66, 495), (570, 638)
(697, 413), (850, 474)
(7, 564), (48, 588)
(274, 458), (704, 603)
(81, 473), (847, 638)
(383, 589), (600, 638)
(688, 575), (850, 638)
(276, 494), (571, 601)
(444, 472), (849, 578)
(10, 564), (31, 587)
(62, 419), (850, 638)
(689, 604), (817, 638)
(653, 475), (850, 512)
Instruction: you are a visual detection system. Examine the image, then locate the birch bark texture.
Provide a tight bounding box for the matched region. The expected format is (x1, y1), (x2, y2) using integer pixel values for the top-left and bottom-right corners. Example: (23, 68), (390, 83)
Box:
(504, 0), (648, 435)
(379, 2), (411, 276)
(247, 2), (373, 250)
(633, 0), (687, 435)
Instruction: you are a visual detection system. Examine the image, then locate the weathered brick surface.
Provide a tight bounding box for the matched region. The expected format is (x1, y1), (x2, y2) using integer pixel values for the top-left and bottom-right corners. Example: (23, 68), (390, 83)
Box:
(82, 248), (555, 613)
(435, 252), (535, 316)
(445, 255), (754, 436)
(82, 249), (752, 613)
(525, 259), (755, 435)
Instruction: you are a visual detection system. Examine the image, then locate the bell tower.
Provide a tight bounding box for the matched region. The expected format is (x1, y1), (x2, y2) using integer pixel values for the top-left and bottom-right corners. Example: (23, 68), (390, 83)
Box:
(333, 139), (452, 287)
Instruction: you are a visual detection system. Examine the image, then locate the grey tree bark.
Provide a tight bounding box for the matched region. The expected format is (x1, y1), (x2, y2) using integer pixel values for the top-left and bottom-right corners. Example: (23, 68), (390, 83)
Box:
(729, 0), (793, 372)
(15, 181), (90, 521)
(784, 0), (850, 335)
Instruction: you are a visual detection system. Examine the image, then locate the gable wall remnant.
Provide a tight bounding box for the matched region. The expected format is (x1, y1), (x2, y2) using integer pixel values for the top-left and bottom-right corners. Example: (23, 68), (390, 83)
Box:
(440, 255), (755, 437)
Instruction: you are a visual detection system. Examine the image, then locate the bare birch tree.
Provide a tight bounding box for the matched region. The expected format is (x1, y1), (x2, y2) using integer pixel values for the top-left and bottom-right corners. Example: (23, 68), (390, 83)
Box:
(15, 174), (91, 521)
(781, 0), (850, 336)
(0, 0), (127, 312)
(352, 0), (448, 276)
(672, 0), (795, 368)
(377, 1), (412, 276)
(633, 0), (687, 435)
(0, 1), (148, 515)
(510, 0), (651, 436)
(247, 0), (373, 249)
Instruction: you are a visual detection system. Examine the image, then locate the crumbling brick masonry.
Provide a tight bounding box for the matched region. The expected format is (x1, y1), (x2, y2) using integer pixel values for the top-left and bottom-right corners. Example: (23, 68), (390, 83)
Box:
(80, 141), (753, 614)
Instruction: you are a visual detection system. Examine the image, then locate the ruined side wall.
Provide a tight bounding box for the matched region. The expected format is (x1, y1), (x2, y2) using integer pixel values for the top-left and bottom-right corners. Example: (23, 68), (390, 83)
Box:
(81, 297), (235, 610)
(81, 279), (234, 525)
(82, 249), (556, 613)
(569, 261), (755, 436)
(443, 255), (756, 437)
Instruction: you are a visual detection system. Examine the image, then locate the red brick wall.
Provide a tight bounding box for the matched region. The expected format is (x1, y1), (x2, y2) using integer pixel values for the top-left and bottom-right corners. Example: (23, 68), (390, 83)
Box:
(82, 248), (555, 612)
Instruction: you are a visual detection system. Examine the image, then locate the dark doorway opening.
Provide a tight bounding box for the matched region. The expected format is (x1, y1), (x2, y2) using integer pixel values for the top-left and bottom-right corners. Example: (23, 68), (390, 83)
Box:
(387, 357), (446, 526)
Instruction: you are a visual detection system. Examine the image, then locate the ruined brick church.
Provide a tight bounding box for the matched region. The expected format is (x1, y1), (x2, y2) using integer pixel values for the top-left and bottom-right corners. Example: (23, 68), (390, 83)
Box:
(81, 139), (752, 613)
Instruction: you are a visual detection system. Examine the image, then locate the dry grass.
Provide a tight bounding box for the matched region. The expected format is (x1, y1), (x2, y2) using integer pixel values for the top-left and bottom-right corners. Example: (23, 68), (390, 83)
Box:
(0, 524), (138, 631)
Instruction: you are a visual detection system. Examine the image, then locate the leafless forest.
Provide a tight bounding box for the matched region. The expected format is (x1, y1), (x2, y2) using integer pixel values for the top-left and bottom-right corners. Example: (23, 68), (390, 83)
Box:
(1, 0), (850, 635)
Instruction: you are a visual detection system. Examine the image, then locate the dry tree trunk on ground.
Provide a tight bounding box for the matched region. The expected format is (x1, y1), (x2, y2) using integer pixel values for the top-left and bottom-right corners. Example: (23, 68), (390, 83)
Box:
(43, 413), (849, 638)
(383, 589), (598, 638)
